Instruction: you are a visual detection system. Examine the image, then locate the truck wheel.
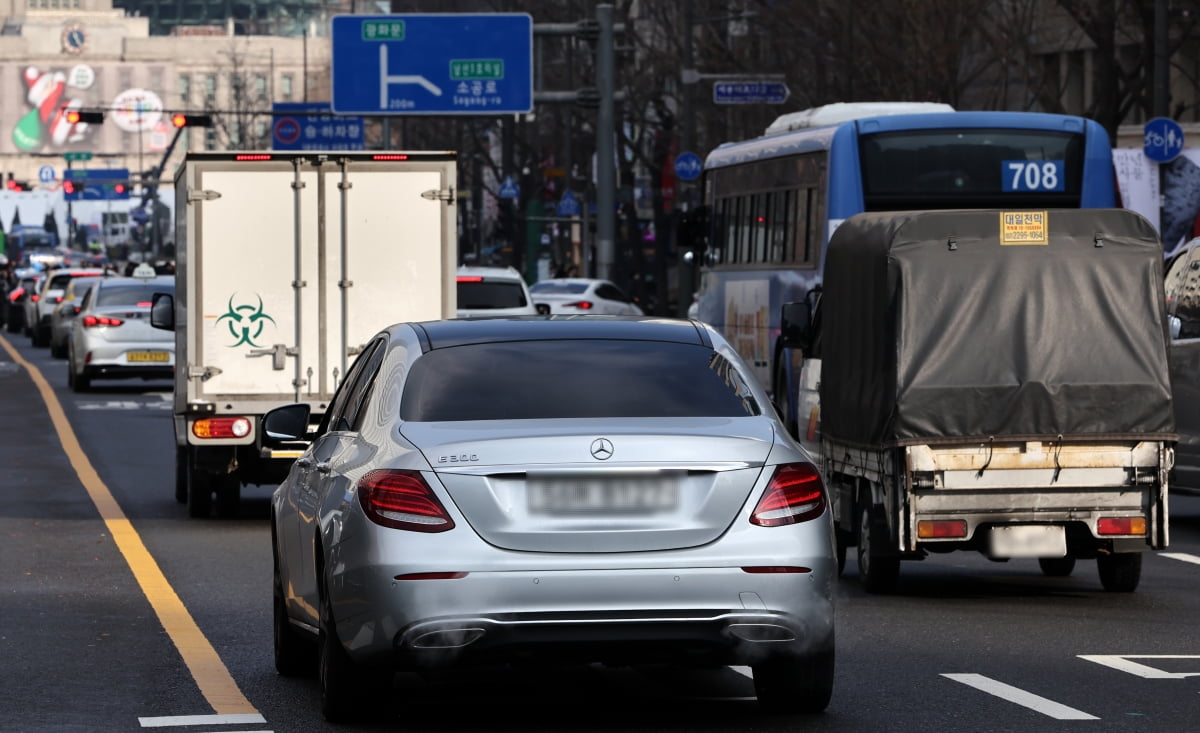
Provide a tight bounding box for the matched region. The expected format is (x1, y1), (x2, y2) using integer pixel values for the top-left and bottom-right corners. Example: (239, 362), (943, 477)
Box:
(187, 467), (214, 518)
(857, 493), (900, 594)
(215, 474), (241, 518)
(1097, 553), (1142, 592)
(174, 448), (188, 504)
(753, 638), (835, 714)
(1038, 556), (1076, 577)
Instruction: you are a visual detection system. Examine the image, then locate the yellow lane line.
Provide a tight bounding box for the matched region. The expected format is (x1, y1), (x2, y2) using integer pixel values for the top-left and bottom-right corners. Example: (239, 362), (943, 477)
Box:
(0, 335), (258, 715)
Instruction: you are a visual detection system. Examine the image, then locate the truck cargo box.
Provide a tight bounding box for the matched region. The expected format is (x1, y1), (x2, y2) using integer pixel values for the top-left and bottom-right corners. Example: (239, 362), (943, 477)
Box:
(819, 208), (1176, 448)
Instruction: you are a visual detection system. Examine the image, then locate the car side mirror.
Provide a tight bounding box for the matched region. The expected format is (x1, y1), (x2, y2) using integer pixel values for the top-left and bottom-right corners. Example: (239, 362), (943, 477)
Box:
(779, 301), (813, 352)
(150, 292), (174, 331)
(1170, 314), (1182, 340)
(263, 403), (313, 442)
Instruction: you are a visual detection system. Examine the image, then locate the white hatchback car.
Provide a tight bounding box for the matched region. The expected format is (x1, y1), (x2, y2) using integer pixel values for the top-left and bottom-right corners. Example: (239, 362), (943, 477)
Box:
(529, 278), (645, 315)
(67, 274), (175, 392)
(456, 265), (542, 318)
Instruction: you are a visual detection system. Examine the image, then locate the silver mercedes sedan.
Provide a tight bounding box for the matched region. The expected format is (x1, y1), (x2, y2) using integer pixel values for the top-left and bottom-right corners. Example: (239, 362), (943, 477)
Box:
(264, 316), (836, 722)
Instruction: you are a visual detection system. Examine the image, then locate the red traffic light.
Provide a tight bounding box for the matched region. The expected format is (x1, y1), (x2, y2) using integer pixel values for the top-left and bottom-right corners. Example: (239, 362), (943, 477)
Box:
(65, 109), (104, 125)
(63, 180), (76, 194)
(172, 113), (213, 128)
(113, 182), (126, 194)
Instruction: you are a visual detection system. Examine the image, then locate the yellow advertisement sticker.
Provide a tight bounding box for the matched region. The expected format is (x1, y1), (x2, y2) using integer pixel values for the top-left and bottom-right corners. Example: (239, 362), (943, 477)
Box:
(999, 211), (1049, 245)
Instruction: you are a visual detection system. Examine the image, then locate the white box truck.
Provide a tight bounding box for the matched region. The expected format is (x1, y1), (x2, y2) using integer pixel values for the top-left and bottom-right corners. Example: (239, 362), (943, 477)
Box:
(154, 151), (458, 517)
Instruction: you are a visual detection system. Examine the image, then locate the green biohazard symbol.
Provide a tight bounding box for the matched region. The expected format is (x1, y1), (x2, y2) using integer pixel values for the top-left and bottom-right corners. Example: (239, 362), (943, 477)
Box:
(216, 294), (276, 347)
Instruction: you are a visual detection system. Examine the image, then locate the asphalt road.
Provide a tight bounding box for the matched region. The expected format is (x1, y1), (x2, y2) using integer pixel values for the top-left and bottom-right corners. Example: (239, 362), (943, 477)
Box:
(3, 330), (1200, 733)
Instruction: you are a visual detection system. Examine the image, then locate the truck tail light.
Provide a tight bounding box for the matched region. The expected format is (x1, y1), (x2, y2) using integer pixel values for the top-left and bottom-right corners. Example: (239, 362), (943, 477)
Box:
(1097, 517), (1146, 536)
(359, 469), (455, 532)
(192, 416), (252, 439)
(917, 520), (968, 539)
(750, 463), (827, 526)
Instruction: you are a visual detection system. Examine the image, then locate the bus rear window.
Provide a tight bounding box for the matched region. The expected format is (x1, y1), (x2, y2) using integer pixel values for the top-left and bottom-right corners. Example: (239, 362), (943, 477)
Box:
(858, 128), (1085, 209)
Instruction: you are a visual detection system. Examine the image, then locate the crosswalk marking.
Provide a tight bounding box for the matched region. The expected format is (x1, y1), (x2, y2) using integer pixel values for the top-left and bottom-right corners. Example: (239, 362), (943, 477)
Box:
(138, 713), (268, 728)
(1160, 552), (1200, 566)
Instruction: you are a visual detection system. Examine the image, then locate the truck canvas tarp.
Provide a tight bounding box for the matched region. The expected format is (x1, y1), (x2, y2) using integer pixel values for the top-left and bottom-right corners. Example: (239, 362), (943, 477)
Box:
(819, 208), (1176, 449)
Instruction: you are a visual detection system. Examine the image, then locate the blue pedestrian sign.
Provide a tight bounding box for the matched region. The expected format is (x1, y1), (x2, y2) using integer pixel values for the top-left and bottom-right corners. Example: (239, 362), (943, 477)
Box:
(498, 175), (520, 200)
(331, 13), (533, 115)
(713, 81), (790, 105)
(272, 102), (364, 151)
(556, 190), (580, 217)
(37, 165), (55, 183)
(674, 152), (703, 182)
(1144, 117), (1185, 163)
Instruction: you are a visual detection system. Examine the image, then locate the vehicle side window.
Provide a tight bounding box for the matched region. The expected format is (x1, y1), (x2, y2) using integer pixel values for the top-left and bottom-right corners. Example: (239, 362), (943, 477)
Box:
(320, 339), (384, 433)
(1166, 245), (1200, 339)
(345, 342), (389, 431)
(596, 284), (626, 302)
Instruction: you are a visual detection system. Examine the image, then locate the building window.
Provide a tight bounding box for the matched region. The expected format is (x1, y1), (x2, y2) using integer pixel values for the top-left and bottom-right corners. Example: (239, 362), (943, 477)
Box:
(281, 74), (293, 101)
(255, 119), (268, 144)
(204, 74), (217, 96)
(255, 74), (267, 99)
(178, 74), (190, 104)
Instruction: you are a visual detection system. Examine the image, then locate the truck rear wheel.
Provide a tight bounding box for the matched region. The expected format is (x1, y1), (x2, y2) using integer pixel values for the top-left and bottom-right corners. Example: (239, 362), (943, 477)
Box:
(1097, 553), (1141, 592)
(857, 492), (900, 594)
(174, 448), (187, 504)
(187, 466), (214, 518)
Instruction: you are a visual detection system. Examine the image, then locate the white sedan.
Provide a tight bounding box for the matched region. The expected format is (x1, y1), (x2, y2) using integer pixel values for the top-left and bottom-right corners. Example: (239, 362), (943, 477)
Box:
(529, 278), (644, 315)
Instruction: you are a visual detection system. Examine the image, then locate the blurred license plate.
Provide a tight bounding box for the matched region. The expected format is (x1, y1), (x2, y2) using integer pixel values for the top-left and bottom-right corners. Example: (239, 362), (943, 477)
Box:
(528, 475), (678, 514)
(127, 351), (169, 363)
(989, 525), (1066, 558)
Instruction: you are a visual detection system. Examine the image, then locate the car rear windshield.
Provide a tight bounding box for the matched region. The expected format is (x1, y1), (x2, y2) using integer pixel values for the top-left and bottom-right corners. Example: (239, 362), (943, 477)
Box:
(530, 282), (588, 295)
(401, 340), (761, 421)
(457, 281), (529, 309)
(96, 282), (173, 307)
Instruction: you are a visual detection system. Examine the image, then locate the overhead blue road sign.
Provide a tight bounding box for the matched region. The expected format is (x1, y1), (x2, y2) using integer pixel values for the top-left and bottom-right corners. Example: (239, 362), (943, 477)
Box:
(331, 13), (533, 115)
(498, 175), (520, 200)
(556, 190), (580, 217)
(1144, 117), (1184, 163)
(272, 102), (364, 151)
(713, 81), (790, 105)
(64, 168), (131, 201)
(674, 152), (703, 182)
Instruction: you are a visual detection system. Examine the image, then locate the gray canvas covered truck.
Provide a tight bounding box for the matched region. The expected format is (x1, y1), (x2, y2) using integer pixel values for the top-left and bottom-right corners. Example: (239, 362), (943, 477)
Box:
(784, 208), (1175, 593)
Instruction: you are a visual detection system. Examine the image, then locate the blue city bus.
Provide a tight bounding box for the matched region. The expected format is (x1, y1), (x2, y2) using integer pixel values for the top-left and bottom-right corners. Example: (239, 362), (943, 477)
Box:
(691, 103), (1117, 444)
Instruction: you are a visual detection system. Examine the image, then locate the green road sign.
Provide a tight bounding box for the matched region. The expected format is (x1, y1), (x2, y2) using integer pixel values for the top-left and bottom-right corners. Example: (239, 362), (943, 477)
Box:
(63, 151), (93, 161)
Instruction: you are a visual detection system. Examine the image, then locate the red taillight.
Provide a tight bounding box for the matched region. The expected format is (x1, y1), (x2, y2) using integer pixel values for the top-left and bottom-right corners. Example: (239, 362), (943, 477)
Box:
(192, 417), (252, 439)
(7, 288), (22, 302)
(359, 469), (455, 532)
(136, 301), (152, 307)
(750, 463), (827, 527)
(565, 300), (594, 310)
(1098, 516), (1147, 536)
(917, 520), (968, 539)
(456, 275), (483, 283)
(373, 154), (410, 161)
(52, 295), (63, 304)
(82, 314), (124, 328)
(30, 294), (39, 303)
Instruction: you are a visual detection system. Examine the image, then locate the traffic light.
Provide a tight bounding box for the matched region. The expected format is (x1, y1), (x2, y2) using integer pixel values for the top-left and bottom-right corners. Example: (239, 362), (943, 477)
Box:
(63, 180), (76, 195)
(65, 109), (105, 125)
(171, 113), (213, 128)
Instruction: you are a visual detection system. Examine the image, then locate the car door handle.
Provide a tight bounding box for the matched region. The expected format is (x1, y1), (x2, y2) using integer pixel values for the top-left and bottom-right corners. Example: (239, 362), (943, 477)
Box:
(296, 457), (314, 469)
(315, 462), (331, 474)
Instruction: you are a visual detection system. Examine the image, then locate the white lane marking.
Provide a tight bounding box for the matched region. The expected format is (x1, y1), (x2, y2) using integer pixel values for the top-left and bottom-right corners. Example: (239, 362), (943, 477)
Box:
(138, 713), (268, 727)
(78, 400), (171, 410)
(1078, 655), (1200, 679)
(1160, 552), (1200, 566)
(941, 673), (1098, 720)
(731, 665), (752, 679)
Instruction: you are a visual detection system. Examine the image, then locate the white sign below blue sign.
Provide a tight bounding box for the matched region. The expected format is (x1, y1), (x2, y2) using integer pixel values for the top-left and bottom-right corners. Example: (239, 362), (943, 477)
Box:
(272, 102), (364, 151)
(1144, 117), (1184, 163)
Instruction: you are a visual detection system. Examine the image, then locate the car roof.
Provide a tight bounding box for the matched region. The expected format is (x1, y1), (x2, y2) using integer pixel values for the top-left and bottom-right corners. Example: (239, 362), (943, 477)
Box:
(93, 275), (175, 286)
(457, 265), (526, 281)
(408, 315), (711, 351)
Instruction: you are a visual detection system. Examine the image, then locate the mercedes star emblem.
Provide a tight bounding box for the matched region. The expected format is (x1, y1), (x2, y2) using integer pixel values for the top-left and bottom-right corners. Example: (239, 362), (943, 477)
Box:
(590, 437), (614, 460)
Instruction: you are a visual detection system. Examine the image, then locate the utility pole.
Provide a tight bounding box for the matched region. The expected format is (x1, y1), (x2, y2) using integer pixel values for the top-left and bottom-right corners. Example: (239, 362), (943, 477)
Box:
(595, 3), (615, 281)
(1154, 0), (1169, 118)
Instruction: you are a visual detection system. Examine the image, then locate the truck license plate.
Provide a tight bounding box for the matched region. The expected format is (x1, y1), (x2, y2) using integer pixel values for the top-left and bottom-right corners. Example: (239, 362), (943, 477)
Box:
(989, 525), (1067, 558)
(127, 351), (169, 363)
